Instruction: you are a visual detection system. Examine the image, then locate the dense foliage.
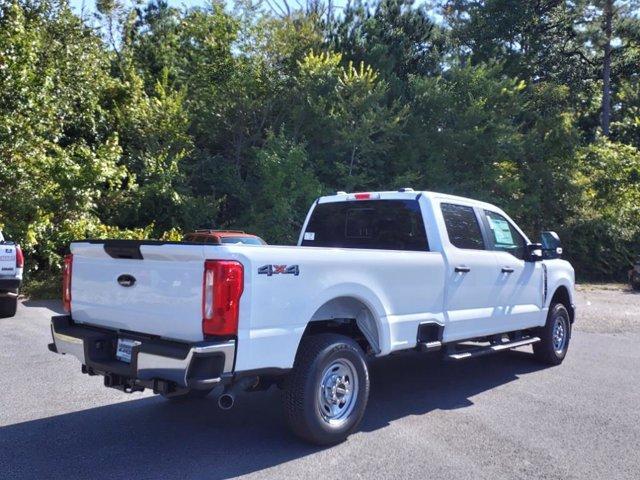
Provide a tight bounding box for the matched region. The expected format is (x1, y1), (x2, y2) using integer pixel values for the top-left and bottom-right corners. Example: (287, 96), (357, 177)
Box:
(1, 0), (639, 286)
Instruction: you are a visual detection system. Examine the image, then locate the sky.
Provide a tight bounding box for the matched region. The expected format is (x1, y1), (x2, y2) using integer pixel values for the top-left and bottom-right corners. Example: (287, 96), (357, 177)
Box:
(70, 0), (210, 14)
(68, 0), (440, 32)
(69, 0), (354, 15)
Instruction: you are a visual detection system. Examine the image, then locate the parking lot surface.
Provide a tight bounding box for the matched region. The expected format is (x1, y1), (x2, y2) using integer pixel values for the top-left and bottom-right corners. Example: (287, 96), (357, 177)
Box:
(1, 286), (639, 479)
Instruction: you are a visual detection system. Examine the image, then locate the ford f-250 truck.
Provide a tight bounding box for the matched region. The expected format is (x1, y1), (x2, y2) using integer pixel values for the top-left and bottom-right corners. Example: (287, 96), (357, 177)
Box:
(0, 230), (24, 317)
(48, 190), (575, 444)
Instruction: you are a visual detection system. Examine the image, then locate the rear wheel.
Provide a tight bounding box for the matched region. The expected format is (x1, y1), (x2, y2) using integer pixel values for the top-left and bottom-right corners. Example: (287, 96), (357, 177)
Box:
(533, 303), (571, 365)
(0, 296), (18, 318)
(283, 333), (369, 445)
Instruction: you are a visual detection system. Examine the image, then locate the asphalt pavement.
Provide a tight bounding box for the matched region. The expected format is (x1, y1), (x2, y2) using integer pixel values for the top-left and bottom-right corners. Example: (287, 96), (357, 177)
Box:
(1, 286), (639, 480)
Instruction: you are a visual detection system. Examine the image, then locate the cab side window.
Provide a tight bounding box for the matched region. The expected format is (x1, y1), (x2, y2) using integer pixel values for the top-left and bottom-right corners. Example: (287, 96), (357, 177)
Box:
(484, 210), (526, 260)
(440, 203), (485, 250)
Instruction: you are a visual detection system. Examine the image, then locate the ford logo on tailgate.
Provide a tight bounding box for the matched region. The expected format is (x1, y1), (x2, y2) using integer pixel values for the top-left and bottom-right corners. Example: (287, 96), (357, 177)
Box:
(117, 274), (136, 287)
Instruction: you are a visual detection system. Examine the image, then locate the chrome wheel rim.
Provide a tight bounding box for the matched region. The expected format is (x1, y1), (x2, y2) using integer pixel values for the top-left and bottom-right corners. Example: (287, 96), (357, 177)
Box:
(552, 316), (568, 354)
(318, 359), (358, 426)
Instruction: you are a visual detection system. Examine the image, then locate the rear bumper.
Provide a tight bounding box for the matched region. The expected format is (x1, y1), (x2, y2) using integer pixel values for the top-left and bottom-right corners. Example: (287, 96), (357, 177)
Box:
(49, 315), (235, 393)
(0, 277), (21, 293)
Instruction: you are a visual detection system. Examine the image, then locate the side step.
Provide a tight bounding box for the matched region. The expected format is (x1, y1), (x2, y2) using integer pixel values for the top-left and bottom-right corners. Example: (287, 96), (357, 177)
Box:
(417, 341), (442, 352)
(445, 337), (540, 361)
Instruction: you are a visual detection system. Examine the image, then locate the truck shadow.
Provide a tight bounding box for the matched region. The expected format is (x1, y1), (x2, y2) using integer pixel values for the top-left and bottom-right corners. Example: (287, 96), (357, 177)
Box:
(0, 350), (546, 480)
(21, 299), (65, 313)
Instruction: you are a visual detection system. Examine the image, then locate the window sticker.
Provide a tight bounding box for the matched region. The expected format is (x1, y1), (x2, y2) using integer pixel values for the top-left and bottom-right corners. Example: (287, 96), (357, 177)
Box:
(488, 217), (514, 245)
(303, 232), (315, 241)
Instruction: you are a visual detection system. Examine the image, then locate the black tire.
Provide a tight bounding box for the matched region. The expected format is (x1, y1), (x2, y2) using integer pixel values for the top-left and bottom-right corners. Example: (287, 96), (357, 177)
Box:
(161, 388), (213, 401)
(631, 281), (640, 292)
(0, 296), (18, 318)
(283, 333), (370, 445)
(533, 303), (571, 365)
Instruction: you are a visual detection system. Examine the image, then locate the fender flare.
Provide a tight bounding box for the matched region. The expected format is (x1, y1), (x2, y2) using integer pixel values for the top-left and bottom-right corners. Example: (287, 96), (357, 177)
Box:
(301, 282), (391, 355)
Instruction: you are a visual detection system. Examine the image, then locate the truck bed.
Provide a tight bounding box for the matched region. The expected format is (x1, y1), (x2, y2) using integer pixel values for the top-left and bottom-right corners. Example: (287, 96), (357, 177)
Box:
(68, 239), (447, 369)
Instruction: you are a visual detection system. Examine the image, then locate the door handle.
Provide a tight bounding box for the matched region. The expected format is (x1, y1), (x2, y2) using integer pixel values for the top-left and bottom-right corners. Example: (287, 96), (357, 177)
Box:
(455, 266), (471, 273)
(501, 266), (514, 273)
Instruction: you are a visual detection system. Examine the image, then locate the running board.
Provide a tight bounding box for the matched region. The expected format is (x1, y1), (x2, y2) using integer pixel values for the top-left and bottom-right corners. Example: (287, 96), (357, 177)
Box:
(417, 341), (442, 352)
(445, 337), (540, 361)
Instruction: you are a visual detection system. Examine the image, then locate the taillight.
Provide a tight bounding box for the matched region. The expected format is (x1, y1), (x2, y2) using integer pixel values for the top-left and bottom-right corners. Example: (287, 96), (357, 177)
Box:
(15, 245), (24, 269)
(62, 254), (73, 313)
(202, 260), (243, 336)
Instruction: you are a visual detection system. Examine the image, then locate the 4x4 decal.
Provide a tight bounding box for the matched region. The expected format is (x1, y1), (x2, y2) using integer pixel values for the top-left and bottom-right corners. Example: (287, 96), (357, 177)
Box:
(258, 264), (299, 276)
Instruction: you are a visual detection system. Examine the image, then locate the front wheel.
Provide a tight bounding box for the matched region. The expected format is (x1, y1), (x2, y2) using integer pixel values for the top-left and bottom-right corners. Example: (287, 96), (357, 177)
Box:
(533, 303), (571, 365)
(283, 333), (370, 445)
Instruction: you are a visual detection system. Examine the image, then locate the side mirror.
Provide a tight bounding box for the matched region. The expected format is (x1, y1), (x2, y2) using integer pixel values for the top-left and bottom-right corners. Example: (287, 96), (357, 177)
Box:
(526, 243), (543, 262)
(541, 231), (563, 259)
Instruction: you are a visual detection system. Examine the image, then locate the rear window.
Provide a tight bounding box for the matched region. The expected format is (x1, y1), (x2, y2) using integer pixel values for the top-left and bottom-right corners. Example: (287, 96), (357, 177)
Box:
(220, 237), (264, 245)
(184, 235), (219, 244)
(301, 199), (429, 251)
(440, 203), (485, 250)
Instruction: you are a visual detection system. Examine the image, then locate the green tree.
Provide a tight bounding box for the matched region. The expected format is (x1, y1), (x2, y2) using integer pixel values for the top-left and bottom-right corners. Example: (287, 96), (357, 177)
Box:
(242, 131), (322, 243)
(407, 65), (531, 211)
(293, 51), (407, 190)
(106, 70), (201, 231)
(439, 0), (594, 86)
(0, 0), (127, 270)
(331, 0), (443, 96)
(567, 138), (640, 279)
(2, 0), (640, 288)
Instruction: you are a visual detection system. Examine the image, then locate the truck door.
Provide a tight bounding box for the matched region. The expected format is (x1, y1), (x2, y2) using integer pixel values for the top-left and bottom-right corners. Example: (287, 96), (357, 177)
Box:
(481, 209), (544, 330)
(438, 202), (503, 342)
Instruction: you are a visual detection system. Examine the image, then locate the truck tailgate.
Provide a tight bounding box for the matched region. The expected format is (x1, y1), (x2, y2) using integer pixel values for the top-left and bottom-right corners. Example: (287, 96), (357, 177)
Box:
(0, 243), (16, 276)
(70, 241), (208, 342)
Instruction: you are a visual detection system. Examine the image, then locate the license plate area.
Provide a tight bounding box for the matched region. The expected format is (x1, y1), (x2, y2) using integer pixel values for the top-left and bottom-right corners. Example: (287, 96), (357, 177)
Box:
(116, 338), (140, 363)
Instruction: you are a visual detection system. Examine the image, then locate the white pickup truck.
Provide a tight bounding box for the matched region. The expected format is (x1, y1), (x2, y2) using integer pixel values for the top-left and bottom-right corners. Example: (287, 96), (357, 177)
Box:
(49, 190), (575, 444)
(0, 230), (24, 317)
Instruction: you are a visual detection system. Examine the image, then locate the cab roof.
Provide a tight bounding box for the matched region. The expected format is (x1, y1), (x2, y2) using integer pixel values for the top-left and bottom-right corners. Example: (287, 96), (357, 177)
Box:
(317, 189), (499, 211)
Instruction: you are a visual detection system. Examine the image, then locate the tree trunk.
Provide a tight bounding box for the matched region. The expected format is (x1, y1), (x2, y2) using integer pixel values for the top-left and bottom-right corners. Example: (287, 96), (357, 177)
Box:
(348, 145), (357, 176)
(601, 0), (613, 137)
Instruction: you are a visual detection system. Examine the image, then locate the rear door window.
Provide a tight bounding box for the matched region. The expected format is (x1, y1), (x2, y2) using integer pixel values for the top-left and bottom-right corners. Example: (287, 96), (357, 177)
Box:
(301, 199), (429, 251)
(440, 203), (485, 250)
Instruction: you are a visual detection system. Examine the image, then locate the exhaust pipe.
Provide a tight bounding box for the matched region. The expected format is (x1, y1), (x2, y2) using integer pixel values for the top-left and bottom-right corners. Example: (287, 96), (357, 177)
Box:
(217, 375), (259, 410)
(218, 393), (235, 410)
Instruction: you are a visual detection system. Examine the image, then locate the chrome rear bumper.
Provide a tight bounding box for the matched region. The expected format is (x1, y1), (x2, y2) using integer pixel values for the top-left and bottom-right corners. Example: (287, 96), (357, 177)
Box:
(49, 315), (235, 391)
